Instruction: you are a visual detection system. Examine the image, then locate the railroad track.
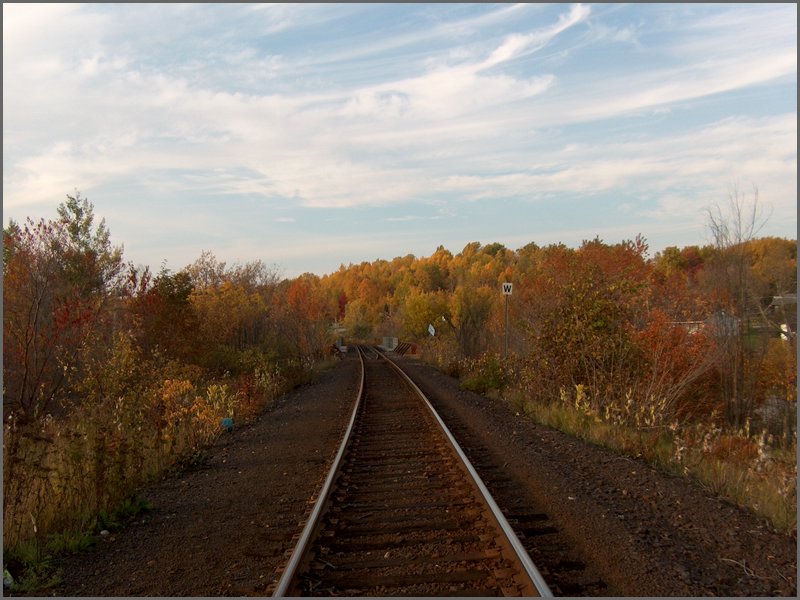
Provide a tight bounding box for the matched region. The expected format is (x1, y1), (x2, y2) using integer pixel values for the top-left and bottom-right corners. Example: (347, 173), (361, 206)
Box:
(271, 346), (552, 597)
(417, 389), (611, 596)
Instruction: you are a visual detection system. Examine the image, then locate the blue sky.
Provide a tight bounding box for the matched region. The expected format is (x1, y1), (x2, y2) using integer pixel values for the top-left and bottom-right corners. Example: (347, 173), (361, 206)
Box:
(3, 3), (796, 277)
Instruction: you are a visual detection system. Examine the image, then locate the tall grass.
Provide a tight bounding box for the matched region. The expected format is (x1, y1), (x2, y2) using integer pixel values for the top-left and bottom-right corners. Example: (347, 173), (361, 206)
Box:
(3, 343), (320, 559)
(505, 385), (796, 532)
(453, 347), (796, 533)
(4, 380), (230, 551)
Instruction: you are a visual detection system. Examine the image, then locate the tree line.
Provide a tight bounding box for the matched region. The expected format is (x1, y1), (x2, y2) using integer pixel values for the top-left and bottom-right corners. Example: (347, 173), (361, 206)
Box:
(3, 190), (797, 558)
(326, 231), (795, 430)
(2, 194), (333, 553)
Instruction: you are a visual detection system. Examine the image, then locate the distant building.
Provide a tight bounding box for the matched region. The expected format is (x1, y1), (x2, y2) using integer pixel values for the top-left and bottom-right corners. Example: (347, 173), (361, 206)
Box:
(706, 310), (740, 338)
(381, 337), (398, 351)
(675, 321), (706, 335)
(768, 294), (797, 340)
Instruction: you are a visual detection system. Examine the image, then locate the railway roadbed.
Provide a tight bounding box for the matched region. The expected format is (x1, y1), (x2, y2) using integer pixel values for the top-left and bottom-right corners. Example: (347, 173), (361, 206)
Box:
(394, 355), (797, 597)
(50, 353), (795, 597)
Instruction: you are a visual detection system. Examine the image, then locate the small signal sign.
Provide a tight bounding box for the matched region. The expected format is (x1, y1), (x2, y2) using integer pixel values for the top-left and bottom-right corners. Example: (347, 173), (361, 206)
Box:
(502, 282), (513, 295)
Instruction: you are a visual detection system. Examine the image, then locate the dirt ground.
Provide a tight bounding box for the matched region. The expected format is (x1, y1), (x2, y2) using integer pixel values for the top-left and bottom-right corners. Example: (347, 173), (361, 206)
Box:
(52, 357), (361, 597)
(47, 354), (796, 597)
(396, 356), (797, 597)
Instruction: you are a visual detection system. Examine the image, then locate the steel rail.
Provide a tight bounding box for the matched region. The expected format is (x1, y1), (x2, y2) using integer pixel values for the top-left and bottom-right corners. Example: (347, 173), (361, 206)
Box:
(377, 347), (554, 598)
(271, 346), (366, 597)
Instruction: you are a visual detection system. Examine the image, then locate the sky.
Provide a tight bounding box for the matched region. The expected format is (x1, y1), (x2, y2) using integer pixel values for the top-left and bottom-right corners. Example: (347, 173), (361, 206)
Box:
(3, 3), (797, 278)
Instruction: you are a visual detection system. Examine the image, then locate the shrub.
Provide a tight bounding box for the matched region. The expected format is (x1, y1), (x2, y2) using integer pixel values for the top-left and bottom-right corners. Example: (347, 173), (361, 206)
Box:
(421, 336), (461, 377)
(460, 353), (506, 395)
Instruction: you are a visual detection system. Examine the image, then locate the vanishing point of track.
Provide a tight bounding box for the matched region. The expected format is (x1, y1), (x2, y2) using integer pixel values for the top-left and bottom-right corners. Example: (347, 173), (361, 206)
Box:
(271, 346), (552, 597)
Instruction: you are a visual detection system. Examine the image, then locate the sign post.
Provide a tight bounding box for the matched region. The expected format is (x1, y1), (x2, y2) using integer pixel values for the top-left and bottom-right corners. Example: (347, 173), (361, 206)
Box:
(502, 283), (513, 358)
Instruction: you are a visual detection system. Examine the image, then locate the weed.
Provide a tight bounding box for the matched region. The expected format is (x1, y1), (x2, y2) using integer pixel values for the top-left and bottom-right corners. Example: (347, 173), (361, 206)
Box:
(45, 530), (96, 555)
(495, 374), (797, 532)
(3, 493), (154, 595)
(94, 495), (154, 532)
(117, 495), (154, 518)
(95, 508), (120, 533)
(6, 562), (61, 595)
(3, 539), (61, 595)
(460, 353), (506, 395)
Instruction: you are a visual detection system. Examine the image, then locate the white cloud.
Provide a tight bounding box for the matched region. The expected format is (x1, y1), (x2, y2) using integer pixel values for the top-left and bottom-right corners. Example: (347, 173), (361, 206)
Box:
(478, 3), (590, 71)
(333, 4), (584, 124)
(428, 113), (796, 228)
(2, 4), (795, 274)
(384, 215), (435, 223)
(244, 3), (330, 35)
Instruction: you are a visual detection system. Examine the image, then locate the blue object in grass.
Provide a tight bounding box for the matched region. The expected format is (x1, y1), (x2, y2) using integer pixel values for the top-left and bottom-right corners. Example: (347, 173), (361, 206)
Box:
(221, 417), (234, 432)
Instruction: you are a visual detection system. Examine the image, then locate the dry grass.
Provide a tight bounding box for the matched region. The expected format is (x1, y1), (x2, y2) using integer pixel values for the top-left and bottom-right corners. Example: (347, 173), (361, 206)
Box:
(507, 386), (796, 532)
(3, 381), (232, 551)
(3, 354), (323, 558)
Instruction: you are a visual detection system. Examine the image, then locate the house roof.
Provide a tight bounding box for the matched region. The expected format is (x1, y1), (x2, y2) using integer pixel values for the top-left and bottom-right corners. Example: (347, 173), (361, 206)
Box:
(769, 294), (797, 307)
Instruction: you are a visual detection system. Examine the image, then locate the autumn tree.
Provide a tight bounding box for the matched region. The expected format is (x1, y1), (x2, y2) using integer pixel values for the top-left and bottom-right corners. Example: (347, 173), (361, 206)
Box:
(186, 253), (281, 370)
(512, 239), (651, 410)
(129, 266), (199, 361)
(748, 237), (797, 335)
(277, 274), (332, 356)
(3, 194), (124, 421)
(186, 249), (227, 289)
(449, 285), (495, 358)
(342, 298), (374, 340)
(412, 246), (452, 292)
(402, 290), (450, 339)
(704, 185), (770, 426)
(650, 245), (711, 323)
(630, 309), (718, 422)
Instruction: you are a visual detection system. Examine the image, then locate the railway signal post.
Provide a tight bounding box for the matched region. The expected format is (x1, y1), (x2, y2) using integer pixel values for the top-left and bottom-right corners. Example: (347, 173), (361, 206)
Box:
(502, 282), (513, 358)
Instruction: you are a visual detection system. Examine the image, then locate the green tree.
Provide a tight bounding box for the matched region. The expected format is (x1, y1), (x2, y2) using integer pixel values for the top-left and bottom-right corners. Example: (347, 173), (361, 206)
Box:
(56, 192), (124, 296)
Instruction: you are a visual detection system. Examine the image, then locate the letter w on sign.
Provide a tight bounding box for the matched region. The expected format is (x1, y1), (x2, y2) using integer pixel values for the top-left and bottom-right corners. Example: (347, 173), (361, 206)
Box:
(502, 282), (513, 295)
